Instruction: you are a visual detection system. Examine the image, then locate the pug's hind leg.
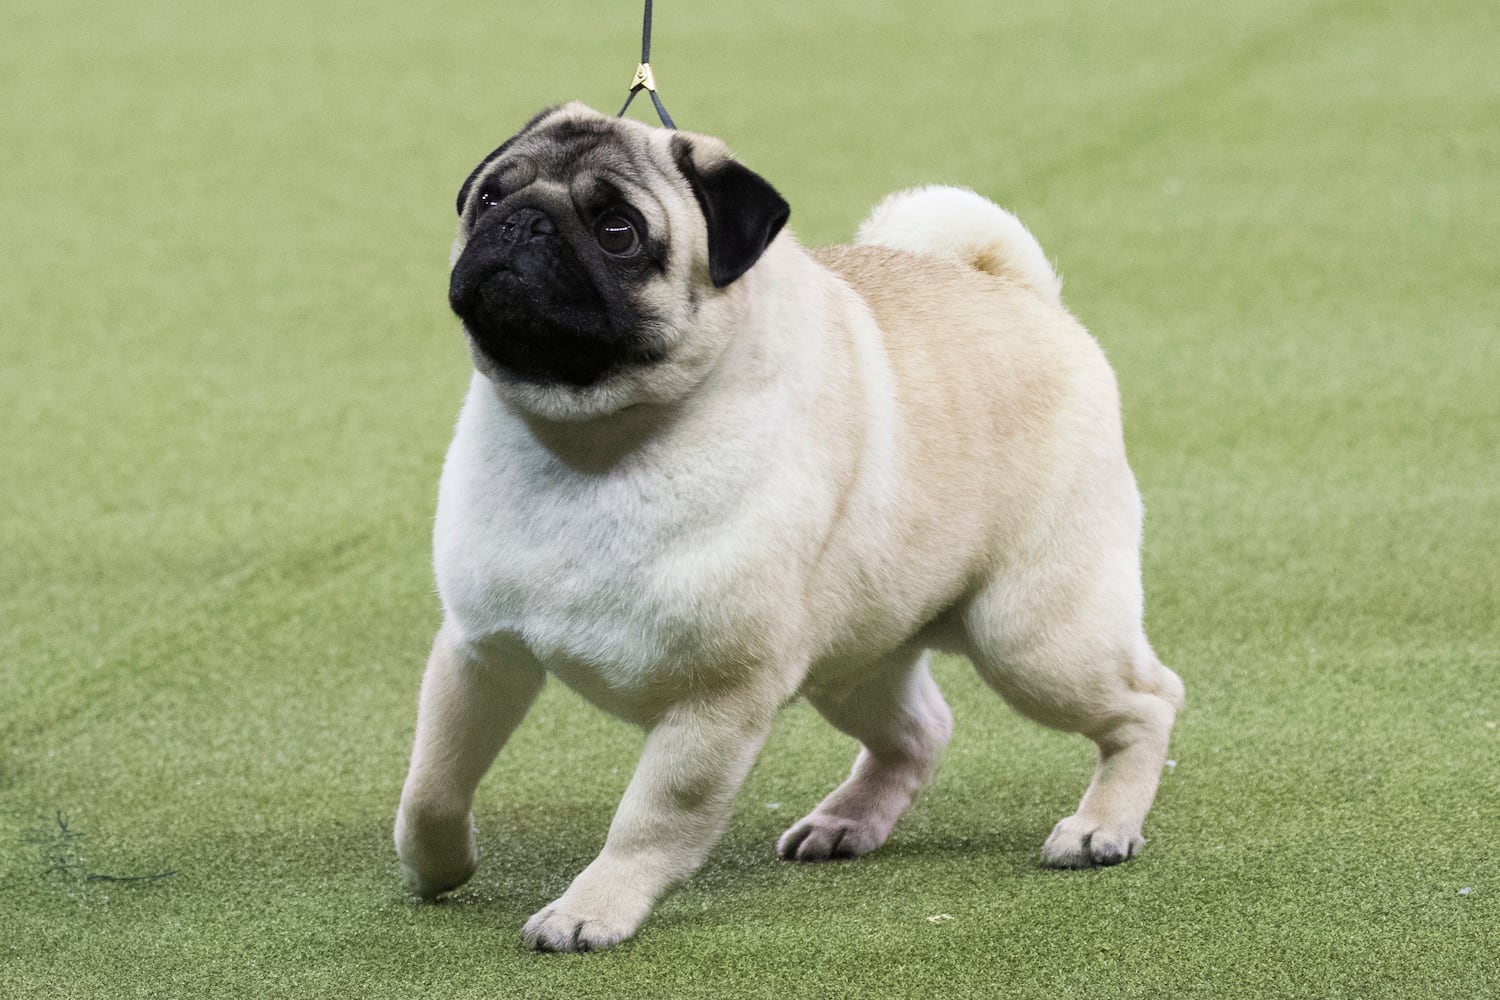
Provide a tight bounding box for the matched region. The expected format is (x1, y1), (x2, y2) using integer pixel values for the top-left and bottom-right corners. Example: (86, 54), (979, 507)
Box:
(779, 650), (953, 862)
(964, 577), (1184, 869)
(395, 626), (545, 899)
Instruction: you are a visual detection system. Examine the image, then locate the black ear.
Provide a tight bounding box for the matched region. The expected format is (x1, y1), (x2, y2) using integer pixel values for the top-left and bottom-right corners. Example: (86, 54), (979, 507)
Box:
(673, 137), (790, 288)
(455, 106), (559, 215)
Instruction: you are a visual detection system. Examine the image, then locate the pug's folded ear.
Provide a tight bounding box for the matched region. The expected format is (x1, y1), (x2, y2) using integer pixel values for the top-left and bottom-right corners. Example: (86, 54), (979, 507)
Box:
(672, 136), (791, 288)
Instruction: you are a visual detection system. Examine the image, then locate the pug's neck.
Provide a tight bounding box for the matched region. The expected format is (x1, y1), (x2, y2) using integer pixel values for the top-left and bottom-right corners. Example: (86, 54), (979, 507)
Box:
(478, 237), (833, 477)
(504, 398), (683, 474)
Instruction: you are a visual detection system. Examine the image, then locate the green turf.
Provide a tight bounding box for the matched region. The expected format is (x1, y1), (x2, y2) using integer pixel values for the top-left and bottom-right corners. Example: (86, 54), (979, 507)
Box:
(3, 0), (1497, 996)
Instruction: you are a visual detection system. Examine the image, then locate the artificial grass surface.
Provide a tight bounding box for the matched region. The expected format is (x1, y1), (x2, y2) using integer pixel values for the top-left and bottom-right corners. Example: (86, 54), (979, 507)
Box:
(2, 0), (1496, 996)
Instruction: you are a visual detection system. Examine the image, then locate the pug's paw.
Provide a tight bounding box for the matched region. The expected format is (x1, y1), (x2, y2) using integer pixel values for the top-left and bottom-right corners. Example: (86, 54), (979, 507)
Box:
(522, 897), (648, 953)
(1040, 814), (1145, 869)
(394, 807), (478, 899)
(776, 813), (886, 862)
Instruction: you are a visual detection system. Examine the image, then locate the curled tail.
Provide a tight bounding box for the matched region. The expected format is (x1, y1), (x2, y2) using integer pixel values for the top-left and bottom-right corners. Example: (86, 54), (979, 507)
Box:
(855, 185), (1062, 305)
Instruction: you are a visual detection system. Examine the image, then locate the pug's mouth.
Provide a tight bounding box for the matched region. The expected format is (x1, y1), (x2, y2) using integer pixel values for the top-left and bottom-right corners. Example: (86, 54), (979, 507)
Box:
(451, 263), (639, 388)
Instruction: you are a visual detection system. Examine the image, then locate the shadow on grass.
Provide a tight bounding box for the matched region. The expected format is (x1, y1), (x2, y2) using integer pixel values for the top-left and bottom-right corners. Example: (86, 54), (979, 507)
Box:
(384, 798), (1063, 924)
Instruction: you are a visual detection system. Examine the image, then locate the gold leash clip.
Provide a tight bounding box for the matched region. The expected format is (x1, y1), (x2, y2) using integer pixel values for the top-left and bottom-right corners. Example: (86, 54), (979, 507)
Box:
(630, 63), (659, 93)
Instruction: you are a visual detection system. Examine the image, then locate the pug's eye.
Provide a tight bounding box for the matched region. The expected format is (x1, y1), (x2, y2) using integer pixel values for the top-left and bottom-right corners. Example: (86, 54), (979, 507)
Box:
(595, 213), (642, 257)
(476, 189), (500, 217)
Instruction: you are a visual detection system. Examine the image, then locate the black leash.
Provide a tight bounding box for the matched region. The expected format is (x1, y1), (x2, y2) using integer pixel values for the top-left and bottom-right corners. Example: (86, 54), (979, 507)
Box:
(617, 0), (676, 129)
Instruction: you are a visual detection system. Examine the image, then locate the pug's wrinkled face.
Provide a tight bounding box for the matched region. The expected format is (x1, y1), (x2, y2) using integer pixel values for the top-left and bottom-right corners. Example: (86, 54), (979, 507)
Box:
(448, 103), (789, 421)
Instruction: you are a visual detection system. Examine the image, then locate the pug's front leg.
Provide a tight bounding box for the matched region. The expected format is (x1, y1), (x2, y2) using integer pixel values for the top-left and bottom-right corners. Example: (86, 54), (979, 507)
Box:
(396, 627), (545, 899)
(522, 687), (779, 952)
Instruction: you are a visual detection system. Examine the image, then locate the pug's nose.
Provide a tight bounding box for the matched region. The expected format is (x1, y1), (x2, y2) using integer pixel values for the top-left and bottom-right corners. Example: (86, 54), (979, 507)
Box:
(497, 208), (555, 245)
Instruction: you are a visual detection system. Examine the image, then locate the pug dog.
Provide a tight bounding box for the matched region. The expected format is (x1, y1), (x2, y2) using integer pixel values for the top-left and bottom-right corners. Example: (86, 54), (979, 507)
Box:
(394, 102), (1184, 952)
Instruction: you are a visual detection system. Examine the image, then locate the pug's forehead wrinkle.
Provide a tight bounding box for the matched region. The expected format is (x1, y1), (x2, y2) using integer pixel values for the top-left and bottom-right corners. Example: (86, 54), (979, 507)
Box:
(569, 175), (626, 217)
(460, 108), (687, 235)
(569, 171), (666, 224)
(493, 157), (538, 189)
(508, 118), (636, 170)
(506, 132), (666, 220)
(455, 104), (564, 215)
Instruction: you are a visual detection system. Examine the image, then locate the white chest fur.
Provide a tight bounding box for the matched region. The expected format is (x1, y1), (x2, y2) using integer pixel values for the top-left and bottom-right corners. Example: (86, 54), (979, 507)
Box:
(433, 372), (838, 718)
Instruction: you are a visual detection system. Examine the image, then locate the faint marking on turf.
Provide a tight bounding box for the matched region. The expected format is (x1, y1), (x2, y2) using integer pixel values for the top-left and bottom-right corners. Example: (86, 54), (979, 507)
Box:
(3, 811), (176, 889)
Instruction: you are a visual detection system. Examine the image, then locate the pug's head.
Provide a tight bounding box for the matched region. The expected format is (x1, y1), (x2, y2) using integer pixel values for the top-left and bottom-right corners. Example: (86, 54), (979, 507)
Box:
(447, 103), (790, 421)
